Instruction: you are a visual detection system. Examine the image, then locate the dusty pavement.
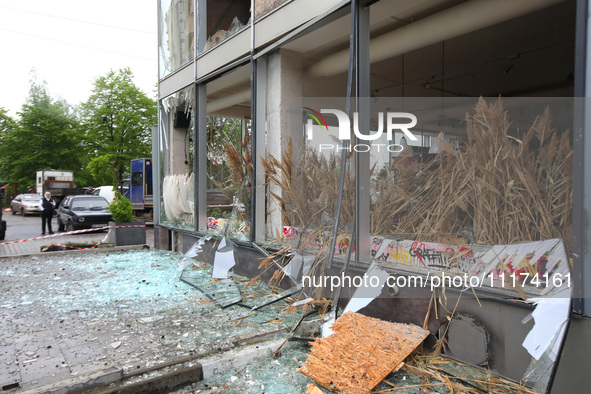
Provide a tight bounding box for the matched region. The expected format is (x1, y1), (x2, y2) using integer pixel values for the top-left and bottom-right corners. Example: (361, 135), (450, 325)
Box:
(0, 245), (312, 393)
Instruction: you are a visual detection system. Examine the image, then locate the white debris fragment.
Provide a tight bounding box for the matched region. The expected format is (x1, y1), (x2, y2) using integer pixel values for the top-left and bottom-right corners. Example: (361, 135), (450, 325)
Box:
(212, 237), (235, 279)
(291, 297), (314, 307)
(110, 341), (122, 349)
(231, 376), (238, 382)
(139, 316), (163, 323)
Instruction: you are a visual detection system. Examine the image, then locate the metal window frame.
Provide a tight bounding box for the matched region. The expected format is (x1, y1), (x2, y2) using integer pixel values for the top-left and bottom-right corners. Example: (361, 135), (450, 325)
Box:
(355, 0), (370, 264)
(152, 125), (160, 226)
(573, 0), (589, 315)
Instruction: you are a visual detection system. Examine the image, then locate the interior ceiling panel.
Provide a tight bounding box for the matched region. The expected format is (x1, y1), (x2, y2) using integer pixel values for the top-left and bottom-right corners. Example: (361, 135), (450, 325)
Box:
(300, 0), (575, 99)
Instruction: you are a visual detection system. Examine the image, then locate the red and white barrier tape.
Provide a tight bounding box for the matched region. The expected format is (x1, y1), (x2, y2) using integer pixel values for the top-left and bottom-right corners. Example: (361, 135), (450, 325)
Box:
(0, 224), (146, 249)
(40, 228), (113, 252)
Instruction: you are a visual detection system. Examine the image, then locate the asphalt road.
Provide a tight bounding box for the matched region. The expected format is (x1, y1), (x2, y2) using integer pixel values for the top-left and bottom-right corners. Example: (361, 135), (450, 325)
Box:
(1, 209), (48, 241)
(2, 208), (154, 244)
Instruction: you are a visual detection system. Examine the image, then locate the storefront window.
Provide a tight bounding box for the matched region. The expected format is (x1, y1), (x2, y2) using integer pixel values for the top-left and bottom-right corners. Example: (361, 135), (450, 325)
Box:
(159, 86), (195, 229)
(202, 65), (252, 241)
(158, 0), (195, 78)
(365, 97), (574, 281)
(264, 97), (356, 257)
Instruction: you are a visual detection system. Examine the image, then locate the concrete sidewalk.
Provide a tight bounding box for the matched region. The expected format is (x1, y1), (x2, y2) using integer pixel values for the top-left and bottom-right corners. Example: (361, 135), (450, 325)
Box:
(0, 247), (308, 393)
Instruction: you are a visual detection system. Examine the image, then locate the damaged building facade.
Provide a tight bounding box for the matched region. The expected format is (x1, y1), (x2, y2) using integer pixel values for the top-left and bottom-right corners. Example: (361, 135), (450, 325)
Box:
(156, 0), (590, 391)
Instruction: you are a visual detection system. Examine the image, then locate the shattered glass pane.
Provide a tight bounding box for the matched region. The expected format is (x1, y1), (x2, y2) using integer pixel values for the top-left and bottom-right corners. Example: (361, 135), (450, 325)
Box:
(180, 260), (242, 308)
(201, 1), (250, 53)
(177, 343), (312, 393)
(159, 86), (195, 230)
(250, 286), (303, 311)
(203, 104), (251, 239)
(226, 176), (251, 242)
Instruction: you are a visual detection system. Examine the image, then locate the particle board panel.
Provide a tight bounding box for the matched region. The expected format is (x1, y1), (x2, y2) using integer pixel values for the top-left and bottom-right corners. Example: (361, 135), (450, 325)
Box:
(298, 311), (429, 394)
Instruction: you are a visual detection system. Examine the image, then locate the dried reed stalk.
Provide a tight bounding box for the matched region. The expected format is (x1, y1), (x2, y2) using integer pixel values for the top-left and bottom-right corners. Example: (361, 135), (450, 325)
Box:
(225, 130), (252, 188)
(398, 353), (536, 394)
(261, 140), (355, 244)
(224, 131), (252, 222)
(371, 98), (572, 254)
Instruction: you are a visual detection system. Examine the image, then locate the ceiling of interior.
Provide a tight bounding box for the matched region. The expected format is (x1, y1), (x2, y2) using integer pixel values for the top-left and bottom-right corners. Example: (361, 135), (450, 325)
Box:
(209, 0), (576, 125)
(296, 0), (575, 99)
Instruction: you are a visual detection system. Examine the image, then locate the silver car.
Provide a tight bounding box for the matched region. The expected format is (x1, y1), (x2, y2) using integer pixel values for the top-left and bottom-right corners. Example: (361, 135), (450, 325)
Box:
(11, 193), (42, 216)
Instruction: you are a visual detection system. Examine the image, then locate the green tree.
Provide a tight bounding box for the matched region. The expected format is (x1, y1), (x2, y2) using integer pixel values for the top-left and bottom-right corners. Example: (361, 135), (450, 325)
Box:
(81, 68), (157, 186)
(0, 107), (16, 134)
(0, 107), (17, 183)
(0, 79), (81, 190)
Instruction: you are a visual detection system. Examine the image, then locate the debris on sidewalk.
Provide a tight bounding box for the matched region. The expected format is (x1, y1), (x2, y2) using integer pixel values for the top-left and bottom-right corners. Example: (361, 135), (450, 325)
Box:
(298, 311), (429, 394)
(374, 353), (536, 393)
(0, 249), (307, 392)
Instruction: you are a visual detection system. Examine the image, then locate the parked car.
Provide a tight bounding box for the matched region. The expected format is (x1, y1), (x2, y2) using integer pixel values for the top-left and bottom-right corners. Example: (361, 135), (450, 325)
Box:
(10, 193), (42, 216)
(57, 195), (112, 232)
(92, 185), (117, 203)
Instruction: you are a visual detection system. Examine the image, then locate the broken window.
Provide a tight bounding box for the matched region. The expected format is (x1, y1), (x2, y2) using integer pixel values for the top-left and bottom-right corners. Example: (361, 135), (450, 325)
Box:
(202, 64), (251, 241)
(159, 85), (195, 230)
(158, 0), (195, 78)
(363, 97), (573, 290)
(201, 0), (250, 53)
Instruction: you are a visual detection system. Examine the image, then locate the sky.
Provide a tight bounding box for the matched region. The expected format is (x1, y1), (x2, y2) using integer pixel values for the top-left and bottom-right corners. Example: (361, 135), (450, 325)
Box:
(0, 0), (157, 118)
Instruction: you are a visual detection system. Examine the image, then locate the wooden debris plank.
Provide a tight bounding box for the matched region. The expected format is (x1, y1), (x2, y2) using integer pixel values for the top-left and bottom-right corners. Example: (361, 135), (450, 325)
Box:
(298, 311), (429, 394)
(306, 383), (324, 394)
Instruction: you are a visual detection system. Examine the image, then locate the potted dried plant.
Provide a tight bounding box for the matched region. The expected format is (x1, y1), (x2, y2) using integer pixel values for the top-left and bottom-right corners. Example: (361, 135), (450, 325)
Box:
(108, 192), (146, 246)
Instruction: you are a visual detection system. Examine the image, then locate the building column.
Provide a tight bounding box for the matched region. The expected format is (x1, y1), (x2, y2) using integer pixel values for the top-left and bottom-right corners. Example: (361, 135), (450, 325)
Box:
(265, 49), (303, 239)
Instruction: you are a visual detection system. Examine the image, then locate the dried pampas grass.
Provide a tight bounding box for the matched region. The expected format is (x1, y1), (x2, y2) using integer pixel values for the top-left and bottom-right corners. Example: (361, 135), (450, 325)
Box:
(263, 97), (573, 255)
(370, 98), (572, 254)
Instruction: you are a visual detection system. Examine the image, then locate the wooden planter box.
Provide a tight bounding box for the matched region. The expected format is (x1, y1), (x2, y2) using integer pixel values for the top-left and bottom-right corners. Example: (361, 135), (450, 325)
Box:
(108, 221), (146, 246)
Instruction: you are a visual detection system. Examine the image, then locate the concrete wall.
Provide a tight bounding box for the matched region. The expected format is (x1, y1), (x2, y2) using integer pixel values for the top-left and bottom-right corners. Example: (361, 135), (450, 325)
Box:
(265, 49), (303, 237)
(154, 226), (171, 250)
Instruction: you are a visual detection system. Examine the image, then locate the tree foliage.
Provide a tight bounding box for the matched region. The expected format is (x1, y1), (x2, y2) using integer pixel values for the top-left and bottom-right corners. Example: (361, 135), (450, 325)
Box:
(0, 79), (81, 190)
(87, 154), (118, 187)
(81, 68), (157, 186)
(0, 107), (17, 182)
(0, 107), (16, 134)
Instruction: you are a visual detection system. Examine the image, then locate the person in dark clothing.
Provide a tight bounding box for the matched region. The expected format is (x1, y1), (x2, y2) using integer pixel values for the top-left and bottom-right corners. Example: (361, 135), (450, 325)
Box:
(38, 191), (56, 235)
(85, 186), (94, 195)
